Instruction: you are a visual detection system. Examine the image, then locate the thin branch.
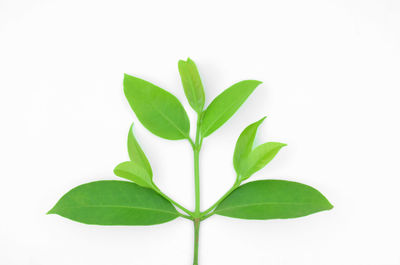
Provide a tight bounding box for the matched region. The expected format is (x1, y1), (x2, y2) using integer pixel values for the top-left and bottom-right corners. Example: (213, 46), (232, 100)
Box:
(201, 178), (240, 217)
(179, 213), (193, 220)
(154, 187), (194, 217)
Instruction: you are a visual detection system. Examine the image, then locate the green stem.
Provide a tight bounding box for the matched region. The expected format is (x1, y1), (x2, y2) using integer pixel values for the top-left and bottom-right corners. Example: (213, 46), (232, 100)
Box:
(154, 186), (194, 217)
(200, 211), (214, 221)
(194, 149), (200, 214)
(193, 218), (200, 265)
(201, 178), (240, 217)
(193, 115), (202, 215)
(192, 113), (202, 265)
(179, 213), (193, 220)
(188, 137), (196, 150)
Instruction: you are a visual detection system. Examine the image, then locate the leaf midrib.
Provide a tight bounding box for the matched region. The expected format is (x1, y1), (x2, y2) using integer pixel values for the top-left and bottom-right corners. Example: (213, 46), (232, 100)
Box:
(186, 66), (199, 108)
(150, 100), (188, 138)
(55, 204), (178, 215)
(216, 201), (325, 213)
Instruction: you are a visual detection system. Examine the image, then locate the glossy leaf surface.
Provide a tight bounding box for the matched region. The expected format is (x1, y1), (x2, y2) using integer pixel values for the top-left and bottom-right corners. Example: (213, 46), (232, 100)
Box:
(114, 161), (154, 189)
(48, 180), (179, 225)
(124, 74), (190, 140)
(127, 124), (152, 176)
(233, 117), (266, 176)
(201, 80), (261, 137)
(241, 142), (286, 180)
(215, 180), (333, 219)
(178, 58), (205, 113)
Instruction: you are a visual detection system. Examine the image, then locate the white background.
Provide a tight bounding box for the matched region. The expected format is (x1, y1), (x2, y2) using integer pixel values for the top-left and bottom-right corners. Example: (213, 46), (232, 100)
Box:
(1, 0), (400, 264)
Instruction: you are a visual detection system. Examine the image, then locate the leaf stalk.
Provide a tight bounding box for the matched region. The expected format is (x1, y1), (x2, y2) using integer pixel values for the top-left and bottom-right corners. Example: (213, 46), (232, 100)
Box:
(153, 186), (194, 217)
(201, 177), (241, 218)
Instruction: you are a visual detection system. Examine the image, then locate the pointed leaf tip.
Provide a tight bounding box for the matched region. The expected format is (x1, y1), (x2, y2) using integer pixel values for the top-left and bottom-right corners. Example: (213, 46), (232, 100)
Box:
(233, 117), (268, 175)
(127, 123), (152, 177)
(241, 142), (287, 180)
(259, 116), (267, 122)
(201, 80), (262, 137)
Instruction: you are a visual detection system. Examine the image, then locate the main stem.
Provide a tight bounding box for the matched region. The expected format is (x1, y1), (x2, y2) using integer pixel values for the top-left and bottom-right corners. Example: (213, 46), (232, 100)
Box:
(193, 218), (200, 265)
(194, 144), (200, 215)
(192, 114), (202, 265)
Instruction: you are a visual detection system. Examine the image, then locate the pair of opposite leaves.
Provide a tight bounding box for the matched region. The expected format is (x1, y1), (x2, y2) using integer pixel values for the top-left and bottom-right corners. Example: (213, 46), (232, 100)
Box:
(48, 59), (333, 225)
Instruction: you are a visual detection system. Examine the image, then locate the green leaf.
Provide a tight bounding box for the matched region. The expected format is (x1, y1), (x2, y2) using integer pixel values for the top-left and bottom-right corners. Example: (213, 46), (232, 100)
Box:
(114, 161), (154, 189)
(127, 123), (152, 177)
(124, 74), (190, 140)
(201, 80), (262, 137)
(215, 180), (333, 220)
(233, 117), (266, 176)
(48, 180), (179, 225)
(241, 142), (286, 180)
(178, 58), (205, 113)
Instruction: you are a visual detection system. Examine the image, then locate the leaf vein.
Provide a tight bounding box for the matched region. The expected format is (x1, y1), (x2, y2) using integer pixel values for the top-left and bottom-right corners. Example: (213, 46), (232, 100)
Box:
(216, 201), (325, 213)
(55, 205), (178, 215)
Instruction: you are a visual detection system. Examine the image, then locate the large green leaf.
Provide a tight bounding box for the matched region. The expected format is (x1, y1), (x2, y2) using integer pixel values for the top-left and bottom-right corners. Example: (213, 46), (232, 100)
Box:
(114, 161), (154, 189)
(200, 80), (262, 137)
(127, 123), (152, 176)
(215, 180), (333, 220)
(233, 117), (266, 176)
(178, 58), (205, 113)
(241, 142), (286, 180)
(48, 180), (179, 225)
(124, 74), (190, 140)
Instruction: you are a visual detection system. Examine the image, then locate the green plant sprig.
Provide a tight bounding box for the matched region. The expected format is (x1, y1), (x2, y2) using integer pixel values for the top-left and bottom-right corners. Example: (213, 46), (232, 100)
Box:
(48, 58), (333, 265)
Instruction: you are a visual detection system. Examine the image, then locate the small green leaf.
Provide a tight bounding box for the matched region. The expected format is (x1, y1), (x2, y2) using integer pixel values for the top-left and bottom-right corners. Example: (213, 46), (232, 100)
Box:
(233, 117), (266, 176)
(215, 180), (333, 220)
(241, 142), (286, 180)
(114, 161), (154, 189)
(124, 74), (190, 140)
(127, 123), (152, 177)
(48, 180), (179, 225)
(201, 80), (262, 137)
(178, 58), (205, 113)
